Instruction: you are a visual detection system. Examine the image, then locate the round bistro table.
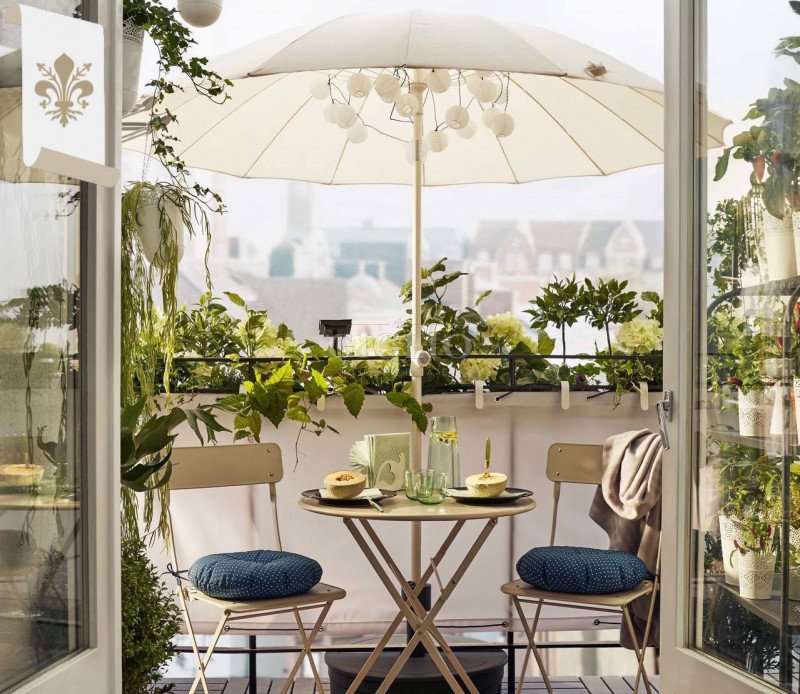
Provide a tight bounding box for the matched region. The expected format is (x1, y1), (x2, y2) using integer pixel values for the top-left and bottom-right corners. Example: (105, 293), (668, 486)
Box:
(299, 494), (536, 694)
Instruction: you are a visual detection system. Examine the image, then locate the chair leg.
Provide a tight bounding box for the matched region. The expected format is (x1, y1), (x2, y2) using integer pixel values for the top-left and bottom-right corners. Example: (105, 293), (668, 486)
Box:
(634, 582), (659, 693)
(280, 601), (334, 694)
(512, 597), (553, 694)
(189, 612), (230, 694)
(622, 605), (653, 694)
(291, 605), (326, 693)
(176, 585), (214, 694)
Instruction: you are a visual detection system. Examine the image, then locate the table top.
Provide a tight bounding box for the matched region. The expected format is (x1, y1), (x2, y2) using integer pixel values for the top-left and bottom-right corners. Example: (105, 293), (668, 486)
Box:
(298, 494), (536, 521)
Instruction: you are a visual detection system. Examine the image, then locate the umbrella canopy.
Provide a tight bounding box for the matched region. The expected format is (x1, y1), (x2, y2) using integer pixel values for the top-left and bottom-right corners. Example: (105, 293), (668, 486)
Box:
(123, 10), (728, 185)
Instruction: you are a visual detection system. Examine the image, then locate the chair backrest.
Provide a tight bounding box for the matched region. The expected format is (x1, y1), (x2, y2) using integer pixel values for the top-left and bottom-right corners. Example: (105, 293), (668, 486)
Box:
(546, 443), (604, 485)
(167, 443), (286, 567)
(170, 442), (283, 489)
(545, 443), (604, 546)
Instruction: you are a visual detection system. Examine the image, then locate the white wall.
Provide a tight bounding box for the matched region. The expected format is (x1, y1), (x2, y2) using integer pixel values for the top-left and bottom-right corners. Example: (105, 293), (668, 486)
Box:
(155, 390), (659, 635)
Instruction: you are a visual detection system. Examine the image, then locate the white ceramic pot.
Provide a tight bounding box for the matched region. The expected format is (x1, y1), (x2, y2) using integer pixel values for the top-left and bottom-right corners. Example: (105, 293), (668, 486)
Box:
(738, 551), (776, 600)
(738, 389), (770, 437)
(135, 196), (186, 267)
(122, 19), (144, 117)
(763, 211), (795, 281)
(719, 514), (744, 586)
(771, 383), (785, 436)
(177, 0), (222, 27)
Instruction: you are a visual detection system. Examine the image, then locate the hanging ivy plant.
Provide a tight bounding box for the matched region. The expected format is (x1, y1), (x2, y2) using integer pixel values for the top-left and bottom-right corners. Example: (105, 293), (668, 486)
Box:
(123, 0), (232, 212)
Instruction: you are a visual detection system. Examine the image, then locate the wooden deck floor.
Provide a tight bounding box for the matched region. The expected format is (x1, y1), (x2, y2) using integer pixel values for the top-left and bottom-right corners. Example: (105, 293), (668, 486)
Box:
(165, 675), (659, 693)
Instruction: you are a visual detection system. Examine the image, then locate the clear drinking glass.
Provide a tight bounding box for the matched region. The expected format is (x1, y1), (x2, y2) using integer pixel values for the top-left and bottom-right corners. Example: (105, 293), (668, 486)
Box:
(405, 470), (418, 500)
(427, 415), (460, 486)
(416, 470), (448, 505)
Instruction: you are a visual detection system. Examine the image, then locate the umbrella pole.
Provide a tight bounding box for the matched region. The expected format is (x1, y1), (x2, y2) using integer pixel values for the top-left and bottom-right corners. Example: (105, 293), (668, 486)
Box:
(410, 72), (426, 584)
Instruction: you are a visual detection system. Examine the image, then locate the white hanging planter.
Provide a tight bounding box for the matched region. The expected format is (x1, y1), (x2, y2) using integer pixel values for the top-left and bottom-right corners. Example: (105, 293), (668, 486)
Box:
(738, 388), (770, 437)
(737, 550), (776, 600)
(122, 19), (144, 117)
(771, 379), (800, 441)
(177, 0), (222, 28)
(719, 514), (744, 586)
(135, 195), (186, 268)
(763, 210), (795, 281)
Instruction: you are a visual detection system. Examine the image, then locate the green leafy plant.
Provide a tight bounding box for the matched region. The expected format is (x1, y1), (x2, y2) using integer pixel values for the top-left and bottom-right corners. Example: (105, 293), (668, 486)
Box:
(729, 331), (779, 394)
(582, 278), (640, 353)
(707, 198), (760, 298)
(123, 0), (231, 212)
(715, 5), (800, 218)
(120, 397), (227, 539)
(121, 536), (181, 694)
(717, 443), (779, 520)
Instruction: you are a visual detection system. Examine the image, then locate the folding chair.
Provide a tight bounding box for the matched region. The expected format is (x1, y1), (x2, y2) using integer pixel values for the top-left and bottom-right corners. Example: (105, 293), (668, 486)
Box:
(167, 442), (346, 694)
(501, 442), (660, 694)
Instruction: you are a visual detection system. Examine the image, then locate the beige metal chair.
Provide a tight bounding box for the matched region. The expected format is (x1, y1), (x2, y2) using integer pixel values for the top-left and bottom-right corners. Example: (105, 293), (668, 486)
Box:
(168, 442), (346, 694)
(501, 442), (660, 694)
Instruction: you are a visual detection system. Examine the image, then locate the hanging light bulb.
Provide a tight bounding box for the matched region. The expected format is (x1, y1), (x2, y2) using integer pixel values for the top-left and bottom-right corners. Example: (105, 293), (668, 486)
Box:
(323, 102), (340, 123)
(310, 77), (330, 100)
(481, 107), (500, 127)
(425, 69), (452, 94)
(466, 74), (501, 103)
(489, 112), (515, 138)
(445, 105), (470, 130)
(336, 103), (358, 129)
(394, 93), (420, 117)
(405, 140), (429, 164)
(456, 119), (477, 139)
(347, 123), (368, 144)
(424, 130), (449, 153)
(347, 73), (372, 99)
(374, 74), (402, 103)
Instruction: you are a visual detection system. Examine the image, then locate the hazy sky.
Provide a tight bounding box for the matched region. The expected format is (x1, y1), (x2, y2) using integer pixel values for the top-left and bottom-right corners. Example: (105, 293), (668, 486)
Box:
(123, 0), (797, 248)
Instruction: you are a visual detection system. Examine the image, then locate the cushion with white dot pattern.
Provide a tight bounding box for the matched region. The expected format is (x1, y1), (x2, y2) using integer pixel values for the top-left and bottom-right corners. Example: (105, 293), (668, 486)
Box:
(189, 550), (322, 601)
(516, 546), (648, 595)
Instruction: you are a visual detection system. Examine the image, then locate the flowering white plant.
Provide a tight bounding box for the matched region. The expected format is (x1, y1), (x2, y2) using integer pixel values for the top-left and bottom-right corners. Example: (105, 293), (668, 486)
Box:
(482, 312), (527, 346)
(613, 318), (663, 354)
(345, 333), (406, 378)
(459, 355), (501, 383)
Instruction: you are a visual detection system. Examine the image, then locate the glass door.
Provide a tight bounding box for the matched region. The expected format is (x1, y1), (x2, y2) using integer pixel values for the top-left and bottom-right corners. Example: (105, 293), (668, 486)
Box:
(663, 0), (800, 691)
(0, 1), (119, 691)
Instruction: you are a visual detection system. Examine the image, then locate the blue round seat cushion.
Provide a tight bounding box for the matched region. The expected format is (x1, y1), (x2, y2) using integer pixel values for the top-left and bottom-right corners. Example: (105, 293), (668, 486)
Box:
(188, 550), (323, 601)
(516, 546), (648, 595)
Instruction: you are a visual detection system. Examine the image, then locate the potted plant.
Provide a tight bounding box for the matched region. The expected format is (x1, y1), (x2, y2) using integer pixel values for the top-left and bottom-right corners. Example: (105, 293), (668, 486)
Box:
(730, 332), (777, 436)
(731, 518), (777, 600)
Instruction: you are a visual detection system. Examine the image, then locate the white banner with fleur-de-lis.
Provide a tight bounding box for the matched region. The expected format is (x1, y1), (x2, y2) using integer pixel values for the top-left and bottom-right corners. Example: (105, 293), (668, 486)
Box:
(3, 3), (118, 186)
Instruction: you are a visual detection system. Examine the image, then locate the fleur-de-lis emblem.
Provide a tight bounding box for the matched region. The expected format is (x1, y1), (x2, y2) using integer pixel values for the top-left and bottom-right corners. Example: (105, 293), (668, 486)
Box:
(34, 53), (93, 128)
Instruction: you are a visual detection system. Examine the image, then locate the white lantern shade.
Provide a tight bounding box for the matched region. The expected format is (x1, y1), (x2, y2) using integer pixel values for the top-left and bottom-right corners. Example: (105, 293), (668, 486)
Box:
(466, 74), (501, 103)
(394, 93), (420, 117)
(475, 70), (494, 78)
(177, 0), (222, 28)
(347, 73), (372, 99)
(347, 123), (368, 144)
(405, 141), (429, 164)
(455, 119), (477, 139)
(310, 77), (330, 100)
(425, 69), (452, 94)
(323, 102), (340, 123)
(336, 103), (358, 128)
(374, 74), (401, 103)
(445, 105), (470, 130)
(424, 130), (449, 153)
(481, 107), (500, 127)
(490, 112), (515, 138)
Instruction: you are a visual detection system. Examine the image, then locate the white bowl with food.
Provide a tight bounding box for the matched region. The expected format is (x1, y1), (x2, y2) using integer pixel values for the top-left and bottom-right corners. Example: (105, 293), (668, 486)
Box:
(0, 464), (44, 489)
(465, 471), (508, 498)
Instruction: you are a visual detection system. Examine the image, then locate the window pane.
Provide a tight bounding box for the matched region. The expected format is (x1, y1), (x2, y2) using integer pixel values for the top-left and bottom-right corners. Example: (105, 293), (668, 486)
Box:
(0, 1), (85, 688)
(691, 1), (799, 688)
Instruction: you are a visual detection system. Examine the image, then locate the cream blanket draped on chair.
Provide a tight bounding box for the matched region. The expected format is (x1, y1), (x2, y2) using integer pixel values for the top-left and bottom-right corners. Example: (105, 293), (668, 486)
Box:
(589, 429), (663, 648)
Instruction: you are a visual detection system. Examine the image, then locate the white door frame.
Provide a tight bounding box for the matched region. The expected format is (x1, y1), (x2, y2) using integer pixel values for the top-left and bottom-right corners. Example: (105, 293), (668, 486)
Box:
(15, 0), (121, 691)
(661, 0), (779, 691)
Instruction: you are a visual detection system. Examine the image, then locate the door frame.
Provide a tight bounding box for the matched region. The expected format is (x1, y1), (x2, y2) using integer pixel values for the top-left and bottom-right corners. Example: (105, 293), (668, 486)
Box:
(661, 0), (779, 691)
(15, 0), (121, 690)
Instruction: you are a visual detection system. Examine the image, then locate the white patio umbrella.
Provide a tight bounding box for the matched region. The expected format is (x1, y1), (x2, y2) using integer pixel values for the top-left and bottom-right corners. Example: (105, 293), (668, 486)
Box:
(123, 10), (728, 579)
